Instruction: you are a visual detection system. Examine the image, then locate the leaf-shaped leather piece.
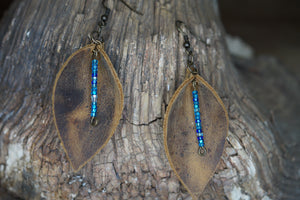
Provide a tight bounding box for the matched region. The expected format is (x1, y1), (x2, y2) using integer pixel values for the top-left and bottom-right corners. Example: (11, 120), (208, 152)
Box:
(164, 74), (228, 199)
(52, 44), (123, 172)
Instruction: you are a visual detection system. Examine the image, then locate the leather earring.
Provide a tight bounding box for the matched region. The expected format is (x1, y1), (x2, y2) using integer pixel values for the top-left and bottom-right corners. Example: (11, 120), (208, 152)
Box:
(52, 1), (124, 172)
(163, 21), (228, 199)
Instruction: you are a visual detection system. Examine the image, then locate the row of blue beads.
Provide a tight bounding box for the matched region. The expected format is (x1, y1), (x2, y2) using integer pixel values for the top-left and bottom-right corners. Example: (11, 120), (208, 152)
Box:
(91, 59), (98, 117)
(193, 90), (204, 147)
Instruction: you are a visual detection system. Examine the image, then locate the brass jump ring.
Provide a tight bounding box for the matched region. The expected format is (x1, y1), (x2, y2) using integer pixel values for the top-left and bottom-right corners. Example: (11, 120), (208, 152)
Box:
(198, 146), (207, 156)
(192, 79), (197, 89)
(90, 116), (98, 126)
(88, 31), (101, 45)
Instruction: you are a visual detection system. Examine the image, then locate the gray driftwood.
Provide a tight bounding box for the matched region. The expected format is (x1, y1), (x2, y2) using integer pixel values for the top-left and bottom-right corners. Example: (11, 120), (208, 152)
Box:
(0, 0), (299, 199)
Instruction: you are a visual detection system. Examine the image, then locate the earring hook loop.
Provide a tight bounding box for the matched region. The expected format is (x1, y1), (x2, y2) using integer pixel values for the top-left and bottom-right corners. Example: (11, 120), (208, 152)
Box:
(176, 20), (188, 36)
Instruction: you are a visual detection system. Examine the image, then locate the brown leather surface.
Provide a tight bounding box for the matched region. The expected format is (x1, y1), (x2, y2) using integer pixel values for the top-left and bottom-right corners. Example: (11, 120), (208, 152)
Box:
(164, 74), (228, 199)
(52, 44), (124, 171)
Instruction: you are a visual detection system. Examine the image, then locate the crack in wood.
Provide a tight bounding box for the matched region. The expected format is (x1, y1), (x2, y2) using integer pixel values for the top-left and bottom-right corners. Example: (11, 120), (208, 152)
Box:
(123, 117), (162, 126)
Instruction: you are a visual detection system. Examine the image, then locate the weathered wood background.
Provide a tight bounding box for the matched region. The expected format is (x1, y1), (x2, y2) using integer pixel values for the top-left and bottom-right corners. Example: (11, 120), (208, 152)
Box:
(0, 0), (299, 199)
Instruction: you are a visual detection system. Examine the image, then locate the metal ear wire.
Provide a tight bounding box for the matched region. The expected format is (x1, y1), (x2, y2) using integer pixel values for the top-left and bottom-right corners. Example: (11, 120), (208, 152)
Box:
(102, 0), (110, 11)
(176, 20), (198, 75)
(176, 20), (209, 46)
(176, 20), (188, 36)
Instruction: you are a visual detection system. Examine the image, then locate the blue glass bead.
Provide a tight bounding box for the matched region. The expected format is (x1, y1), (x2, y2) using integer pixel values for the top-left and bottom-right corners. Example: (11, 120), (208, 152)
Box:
(195, 112), (200, 117)
(192, 90), (198, 95)
(195, 119), (201, 123)
(91, 79), (97, 85)
(92, 69), (98, 74)
(195, 122), (201, 127)
(91, 107), (97, 113)
(194, 108), (199, 112)
(92, 62), (98, 69)
(92, 59), (98, 65)
(195, 115), (200, 120)
(92, 65), (98, 69)
(91, 112), (96, 117)
(193, 98), (198, 102)
(193, 94), (198, 98)
(193, 101), (199, 105)
(91, 88), (97, 95)
(197, 132), (203, 137)
(194, 104), (199, 109)
(197, 136), (204, 141)
(196, 124), (201, 130)
(199, 140), (204, 147)
(92, 72), (97, 77)
(196, 129), (202, 133)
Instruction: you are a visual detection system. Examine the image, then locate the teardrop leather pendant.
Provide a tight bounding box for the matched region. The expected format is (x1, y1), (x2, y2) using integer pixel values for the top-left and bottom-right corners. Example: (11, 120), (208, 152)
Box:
(52, 44), (124, 171)
(163, 73), (228, 199)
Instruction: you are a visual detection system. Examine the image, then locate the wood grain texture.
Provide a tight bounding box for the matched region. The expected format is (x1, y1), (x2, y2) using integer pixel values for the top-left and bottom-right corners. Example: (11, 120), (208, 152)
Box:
(0, 0), (298, 199)
(53, 44), (123, 171)
(164, 74), (228, 199)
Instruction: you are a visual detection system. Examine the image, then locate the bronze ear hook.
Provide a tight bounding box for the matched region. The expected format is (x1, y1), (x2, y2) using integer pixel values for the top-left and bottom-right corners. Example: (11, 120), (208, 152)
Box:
(176, 20), (188, 36)
(176, 20), (209, 46)
(176, 20), (198, 75)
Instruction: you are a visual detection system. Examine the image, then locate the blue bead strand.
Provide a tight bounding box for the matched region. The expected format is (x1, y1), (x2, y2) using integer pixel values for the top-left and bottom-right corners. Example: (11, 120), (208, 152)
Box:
(91, 59), (98, 117)
(192, 90), (205, 147)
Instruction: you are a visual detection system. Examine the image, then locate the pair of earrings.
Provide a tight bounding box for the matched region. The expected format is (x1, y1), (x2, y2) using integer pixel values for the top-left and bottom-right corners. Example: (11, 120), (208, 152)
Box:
(52, 4), (228, 198)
